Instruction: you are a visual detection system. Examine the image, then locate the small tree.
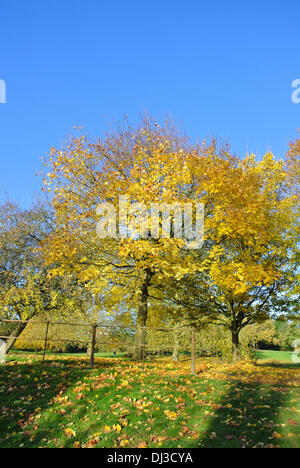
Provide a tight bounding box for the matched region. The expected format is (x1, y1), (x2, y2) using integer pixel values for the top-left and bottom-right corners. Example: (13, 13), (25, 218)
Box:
(0, 201), (87, 352)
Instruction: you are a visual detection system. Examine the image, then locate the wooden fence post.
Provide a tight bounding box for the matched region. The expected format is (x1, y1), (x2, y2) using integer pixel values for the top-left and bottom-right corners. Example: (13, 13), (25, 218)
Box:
(191, 328), (196, 375)
(90, 324), (97, 369)
(42, 322), (50, 365)
(142, 326), (146, 361)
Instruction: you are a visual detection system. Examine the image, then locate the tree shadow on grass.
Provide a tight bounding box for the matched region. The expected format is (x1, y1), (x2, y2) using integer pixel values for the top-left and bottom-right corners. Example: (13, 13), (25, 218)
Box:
(256, 362), (300, 370)
(0, 357), (119, 448)
(198, 379), (290, 448)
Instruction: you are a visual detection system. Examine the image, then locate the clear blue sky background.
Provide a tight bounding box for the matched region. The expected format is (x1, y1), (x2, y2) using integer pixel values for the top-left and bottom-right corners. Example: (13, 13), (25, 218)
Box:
(0, 0), (299, 206)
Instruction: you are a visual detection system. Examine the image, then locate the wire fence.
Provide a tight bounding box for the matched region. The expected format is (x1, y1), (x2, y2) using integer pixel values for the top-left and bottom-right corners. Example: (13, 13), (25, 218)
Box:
(0, 319), (198, 373)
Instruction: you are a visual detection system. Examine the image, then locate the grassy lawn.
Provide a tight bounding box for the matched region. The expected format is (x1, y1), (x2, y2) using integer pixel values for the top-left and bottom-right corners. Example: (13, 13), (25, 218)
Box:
(255, 350), (296, 363)
(0, 352), (299, 448)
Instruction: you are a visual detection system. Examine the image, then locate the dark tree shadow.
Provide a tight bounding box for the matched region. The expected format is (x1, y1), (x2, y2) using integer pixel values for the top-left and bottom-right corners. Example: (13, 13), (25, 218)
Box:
(0, 357), (119, 448)
(256, 362), (300, 370)
(198, 379), (289, 448)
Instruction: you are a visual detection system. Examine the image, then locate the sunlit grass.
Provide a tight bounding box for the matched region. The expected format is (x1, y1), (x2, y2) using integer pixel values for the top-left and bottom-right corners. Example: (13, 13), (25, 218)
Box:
(0, 353), (299, 448)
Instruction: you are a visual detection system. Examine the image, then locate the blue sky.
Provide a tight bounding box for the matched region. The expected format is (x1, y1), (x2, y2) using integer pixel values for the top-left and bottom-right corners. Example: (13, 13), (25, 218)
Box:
(0, 0), (299, 206)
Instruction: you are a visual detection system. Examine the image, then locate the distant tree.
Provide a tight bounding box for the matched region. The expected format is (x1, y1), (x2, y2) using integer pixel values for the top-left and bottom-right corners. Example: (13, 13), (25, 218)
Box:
(0, 201), (87, 352)
(275, 318), (300, 350)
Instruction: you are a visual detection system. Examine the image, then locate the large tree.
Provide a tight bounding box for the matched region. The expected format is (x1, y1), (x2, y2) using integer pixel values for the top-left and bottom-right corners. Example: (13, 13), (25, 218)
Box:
(155, 148), (299, 359)
(43, 116), (203, 359)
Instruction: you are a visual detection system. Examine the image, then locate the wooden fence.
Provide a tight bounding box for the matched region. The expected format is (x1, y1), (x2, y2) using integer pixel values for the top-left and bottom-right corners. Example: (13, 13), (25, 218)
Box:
(0, 319), (197, 374)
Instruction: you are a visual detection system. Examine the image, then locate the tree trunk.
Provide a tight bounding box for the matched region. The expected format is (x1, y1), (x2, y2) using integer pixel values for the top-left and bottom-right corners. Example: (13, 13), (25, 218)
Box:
(90, 324), (97, 369)
(231, 328), (240, 361)
(86, 293), (98, 357)
(5, 321), (29, 353)
(191, 329), (196, 374)
(132, 269), (152, 360)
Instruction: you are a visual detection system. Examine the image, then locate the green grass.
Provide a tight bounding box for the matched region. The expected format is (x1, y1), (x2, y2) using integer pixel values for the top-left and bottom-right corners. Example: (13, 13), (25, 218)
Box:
(255, 350), (295, 363)
(0, 353), (299, 448)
